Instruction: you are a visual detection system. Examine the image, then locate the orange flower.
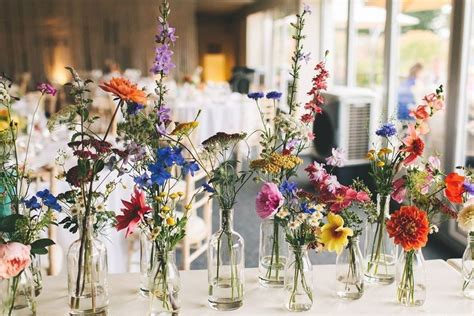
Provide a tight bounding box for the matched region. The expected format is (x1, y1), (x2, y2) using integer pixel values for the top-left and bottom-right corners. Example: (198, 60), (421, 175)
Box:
(99, 77), (147, 105)
(400, 124), (424, 165)
(445, 172), (465, 204)
(386, 206), (429, 251)
(410, 104), (430, 121)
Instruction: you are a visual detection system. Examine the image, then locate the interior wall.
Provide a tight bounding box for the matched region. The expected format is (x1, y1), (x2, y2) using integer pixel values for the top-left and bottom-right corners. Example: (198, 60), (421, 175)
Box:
(0, 0), (198, 86)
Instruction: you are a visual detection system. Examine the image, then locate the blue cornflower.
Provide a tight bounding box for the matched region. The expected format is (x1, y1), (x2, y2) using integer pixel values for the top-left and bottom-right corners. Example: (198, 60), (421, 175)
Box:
(300, 202), (316, 214)
(375, 123), (397, 137)
(42, 194), (61, 211)
(156, 147), (175, 167)
(247, 92), (264, 100)
(24, 196), (41, 210)
(183, 161), (199, 176)
(279, 180), (298, 195)
(148, 163), (171, 185)
(36, 189), (51, 199)
(464, 181), (474, 195)
(266, 91), (282, 100)
(126, 102), (145, 115)
(172, 147), (186, 166)
(202, 183), (215, 193)
(134, 173), (152, 189)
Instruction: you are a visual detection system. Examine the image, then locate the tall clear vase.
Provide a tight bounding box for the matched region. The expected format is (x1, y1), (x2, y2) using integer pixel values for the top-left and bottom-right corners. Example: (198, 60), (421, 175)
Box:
(0, 268), (36, 316)
(336, 237), (364, 300)
(462, 232), (474, 299)
(67, 216), (109, 315)
(283, 245), (313, 312)
(30, 256), (42, 297)
(148, 249), (181, 316)
(364, 194), (397, 285)
(396, 249), (426, 306)
(208, 209), (244, 311)
(258, 217), (287, 287)
(140, 230), (153, 297)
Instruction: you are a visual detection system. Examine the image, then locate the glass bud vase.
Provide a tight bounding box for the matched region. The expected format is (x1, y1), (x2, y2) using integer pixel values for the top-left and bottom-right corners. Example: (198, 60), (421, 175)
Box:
(140, 230), (153, 297)
(284, 245), (313, 312)
(258, 217), (287, 287)
(396, 249), (426, 306)
(67, 215), (109, 315)
(0, 268), (36, 316)
(30, 255), (42, 296)
(364, 194), (397, 285)
(462, 232), (474, 299)
(336, 237), (364, 299)
(208, 209), (244, 311)
(149, 249), (181, 316)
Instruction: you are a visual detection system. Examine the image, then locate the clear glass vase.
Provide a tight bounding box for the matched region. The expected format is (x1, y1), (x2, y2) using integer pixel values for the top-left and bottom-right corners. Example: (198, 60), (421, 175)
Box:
(336, 237), (364, 300)
(364, 194), (397, 285)
(396, 249), (426, 306)
(30, 255), (42, 297)
(140, 230), (153, 297)
(208, 209), (244, 311)
(284, 245), (313, 312)
(67, 215), (109, 315)
(149, 249), (181, 316)
(0, 268), (36, 316)
(462, 232), (474, 299)
(258, 217), (287, 287)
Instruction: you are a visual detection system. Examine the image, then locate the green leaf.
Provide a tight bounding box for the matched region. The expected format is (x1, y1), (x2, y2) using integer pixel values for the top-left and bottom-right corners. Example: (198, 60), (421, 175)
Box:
(0, 214), (24, 232)
(30, 238), (55, 249)
(94, 160), (105, 174)
(31, 248), (48, 255)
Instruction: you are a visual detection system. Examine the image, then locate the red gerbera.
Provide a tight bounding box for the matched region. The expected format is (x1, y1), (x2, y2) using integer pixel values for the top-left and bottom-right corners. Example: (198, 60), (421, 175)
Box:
(386, 206), (429, 251)
(445, 172), (465, 204)
(116, 188), (151, 237)
(400, 124), (424, 165)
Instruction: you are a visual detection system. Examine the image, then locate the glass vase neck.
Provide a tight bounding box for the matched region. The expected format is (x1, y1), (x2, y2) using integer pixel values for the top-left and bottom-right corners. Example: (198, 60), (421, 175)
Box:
(78, 215), (95, 238)
(289, 244), (308, 253)
(376, 194), (390, 216)
(219, 209), (234, 232)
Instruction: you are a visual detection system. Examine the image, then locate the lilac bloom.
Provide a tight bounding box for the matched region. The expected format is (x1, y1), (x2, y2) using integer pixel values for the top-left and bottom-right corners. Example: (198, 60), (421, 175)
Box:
(157, 106), (171, 122)
(151, 44), (176, 75)
(303, 3), (312, 14)
(156, 23), (177, 43)
(464, 182), (474, 195)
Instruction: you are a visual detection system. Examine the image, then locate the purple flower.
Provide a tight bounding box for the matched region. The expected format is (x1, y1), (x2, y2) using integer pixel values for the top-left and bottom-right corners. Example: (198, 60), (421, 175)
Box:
(126, 103), (144, 115)
(156, 123), (167, 135)
(151, 44), (176, 75)
(134, 173), (152, 189)
(156, 23), (177, 43)
(375, 123), (397, 137)
(37, 83), (57, 96)
(247, 92), (264, 100)
(157, 105), (171, 122)
(464, 181), (474, 195)
(266, 91), (282, 100)
(303, 3), (312, 14)
(300, 52), (311, 64)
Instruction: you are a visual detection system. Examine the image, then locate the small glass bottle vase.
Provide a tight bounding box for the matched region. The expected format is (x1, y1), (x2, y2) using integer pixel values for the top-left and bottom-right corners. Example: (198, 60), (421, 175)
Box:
(208, 209), (244, 311)
(258, 217), (287, 287)
(396, 249), (426, 306)
(336, 237), (364, 300)
(67, 216), (109, 315)
(364, 194), (397, 285)
(0, 268), (36, 316)
(462, 232), (474, 299)
(284, 245), (313, 312)
(149, 250), (181, 316)
(30, 255), (42, 297)
(140, 230), (154, 297)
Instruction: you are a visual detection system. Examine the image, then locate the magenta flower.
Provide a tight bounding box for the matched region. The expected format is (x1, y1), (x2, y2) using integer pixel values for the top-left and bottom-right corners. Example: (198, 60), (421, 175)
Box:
(256, 182), (284, 219)
(37, 83), (57, 96)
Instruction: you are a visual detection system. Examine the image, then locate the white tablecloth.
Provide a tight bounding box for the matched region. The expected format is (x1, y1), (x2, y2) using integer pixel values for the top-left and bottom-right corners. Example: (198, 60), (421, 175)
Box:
(38, 260), (473, 315)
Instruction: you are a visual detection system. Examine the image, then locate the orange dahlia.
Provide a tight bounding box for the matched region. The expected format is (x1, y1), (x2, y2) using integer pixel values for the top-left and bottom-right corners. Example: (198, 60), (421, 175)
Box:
(99, 77), (147, 105)
(386, 206), (429, 251)
(445, 172), (465, 204)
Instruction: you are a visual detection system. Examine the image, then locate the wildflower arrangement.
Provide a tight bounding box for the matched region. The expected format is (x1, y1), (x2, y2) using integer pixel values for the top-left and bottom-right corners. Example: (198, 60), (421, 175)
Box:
(365, 86), (445, 283)
(248, 4), (329, 287)
(0, 76), (60, 315)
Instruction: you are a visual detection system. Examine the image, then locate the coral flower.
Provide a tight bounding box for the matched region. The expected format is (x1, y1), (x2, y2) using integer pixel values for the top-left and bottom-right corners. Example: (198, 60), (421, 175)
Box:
(386, 206), (429, 251)
(401, 125), (424, 165)
(116, 188), (152, 237)
(445, 172), (466, 204)
(320, 212), (353, 254)
(99, 77), (147, 105)
(0, 242), (31, 280)
(410, 105), (430, 121)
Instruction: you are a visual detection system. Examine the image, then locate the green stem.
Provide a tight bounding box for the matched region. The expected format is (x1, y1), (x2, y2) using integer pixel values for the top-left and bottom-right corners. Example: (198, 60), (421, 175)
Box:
(7, 274), (20, 316)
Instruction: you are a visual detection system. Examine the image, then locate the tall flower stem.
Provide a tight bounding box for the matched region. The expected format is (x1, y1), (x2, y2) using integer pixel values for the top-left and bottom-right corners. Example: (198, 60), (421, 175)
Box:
(7, 274), (20, 316)
(397, 250), (415, 304)
(266, 219), (280, 280)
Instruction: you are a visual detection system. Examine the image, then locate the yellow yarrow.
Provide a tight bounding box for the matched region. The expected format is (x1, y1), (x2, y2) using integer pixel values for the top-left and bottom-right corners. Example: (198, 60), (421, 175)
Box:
(250, 153), (303, 174)
(171, 121), (199, 136)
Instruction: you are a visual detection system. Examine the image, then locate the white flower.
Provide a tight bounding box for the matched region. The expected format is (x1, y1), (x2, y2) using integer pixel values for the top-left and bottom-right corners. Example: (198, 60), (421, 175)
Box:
(297, 213), (308, 222)
(95, 204), (105, 212)
(288, 220), (302, 230)
(315, 204), (325, 213)
(308, 217), (320, 227)
(428, 156), (441, 171)
(311, 211), (323, 220)
(324, 175), (341, 193)
(429, 225), (439, 234)
(458, 204), (474, 232)
(276, 208), (289, 219)
(326, 148), (346, 167)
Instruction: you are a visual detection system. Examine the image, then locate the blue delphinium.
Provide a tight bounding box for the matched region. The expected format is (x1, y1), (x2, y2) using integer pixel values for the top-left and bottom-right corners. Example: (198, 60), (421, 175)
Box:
(134, 173), (152, 189)
(183, 161), (200, 176)
(202, 183), (215, 193)
(24, 196), (41, 210)
(126, 102), (145, 115)
(247, 92), (264, 100)
(148, 163), (172, 186)
(375, 123), (397, 137)
(300, 202), (316, 214)
(36, 189), (61, 211)
(279, 180), (298, 195)
(266, 91), (282, 100)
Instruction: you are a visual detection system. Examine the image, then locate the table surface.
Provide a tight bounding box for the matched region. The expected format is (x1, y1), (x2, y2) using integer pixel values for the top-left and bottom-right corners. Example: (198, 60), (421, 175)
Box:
(38, 259), (474, 316)
(448, 258), (463, 272)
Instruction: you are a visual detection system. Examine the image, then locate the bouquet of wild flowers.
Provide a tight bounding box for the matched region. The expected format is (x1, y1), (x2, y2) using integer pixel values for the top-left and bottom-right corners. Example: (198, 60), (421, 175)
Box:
(0, 76), (60, 315)
(248, 3), (329, 287)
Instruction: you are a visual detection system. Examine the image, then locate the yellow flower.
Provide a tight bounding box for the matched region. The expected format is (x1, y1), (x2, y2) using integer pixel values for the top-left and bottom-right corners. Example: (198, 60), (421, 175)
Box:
(185, 204), (192, 211)
(376, 161), (385, 167)
(171, 121), (199, 136)
(169, 193), (179, 200)
(0, 120), (9, 131)
(154, 196), (163, 203)
(177, 192), (184, 197)
(250, 153), (303, 174)
(161, 205), (171, 213)
(366, 153), (375, 161)
(368, 149), (376, 154)
(166, 216), (176, 226)
(320, 212), (353, 254)
(159, 192), (167, 198)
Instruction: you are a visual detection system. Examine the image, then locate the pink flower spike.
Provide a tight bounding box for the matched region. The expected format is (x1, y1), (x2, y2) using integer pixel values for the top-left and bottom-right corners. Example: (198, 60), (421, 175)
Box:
(37, 83), (57, 96)
(256, 182), (284, 219)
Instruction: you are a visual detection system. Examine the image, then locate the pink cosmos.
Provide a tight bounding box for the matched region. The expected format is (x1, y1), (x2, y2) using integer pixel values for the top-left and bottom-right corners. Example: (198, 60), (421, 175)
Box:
(326, 147), (345, 167)
(391, 177), (407, 204)
(305, 162), (327, 182)
(0, 242), (31, 280)
(307, 132), (315, 141)
(428, 156), (441, 171)
(256, 182), (284, 219)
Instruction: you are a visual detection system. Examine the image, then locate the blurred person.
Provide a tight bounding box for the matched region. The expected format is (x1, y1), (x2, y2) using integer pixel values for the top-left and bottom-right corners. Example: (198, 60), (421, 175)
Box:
(397, 63), (423, 120)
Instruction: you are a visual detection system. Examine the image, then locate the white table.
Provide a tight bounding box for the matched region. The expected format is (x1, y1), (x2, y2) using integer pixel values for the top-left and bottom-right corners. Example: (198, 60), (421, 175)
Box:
(38, 260), (473, 315)
(448, 258), (463, 272)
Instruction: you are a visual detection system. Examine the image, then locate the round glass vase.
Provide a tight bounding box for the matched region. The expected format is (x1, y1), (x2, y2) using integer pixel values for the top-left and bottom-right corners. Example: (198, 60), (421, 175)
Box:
(258, 216), (287, 287)
(67, 215), (109, 315)
(364, 194), (397, 285)
(0, 268), (36, 316)
(208, 209), (244, 311)
(283, 245), (313, 312)
(148, 249), (181, 316)
(395, 249), (426, 306)
(462, 231), (474, 299)
(336, 237), (364, 300)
